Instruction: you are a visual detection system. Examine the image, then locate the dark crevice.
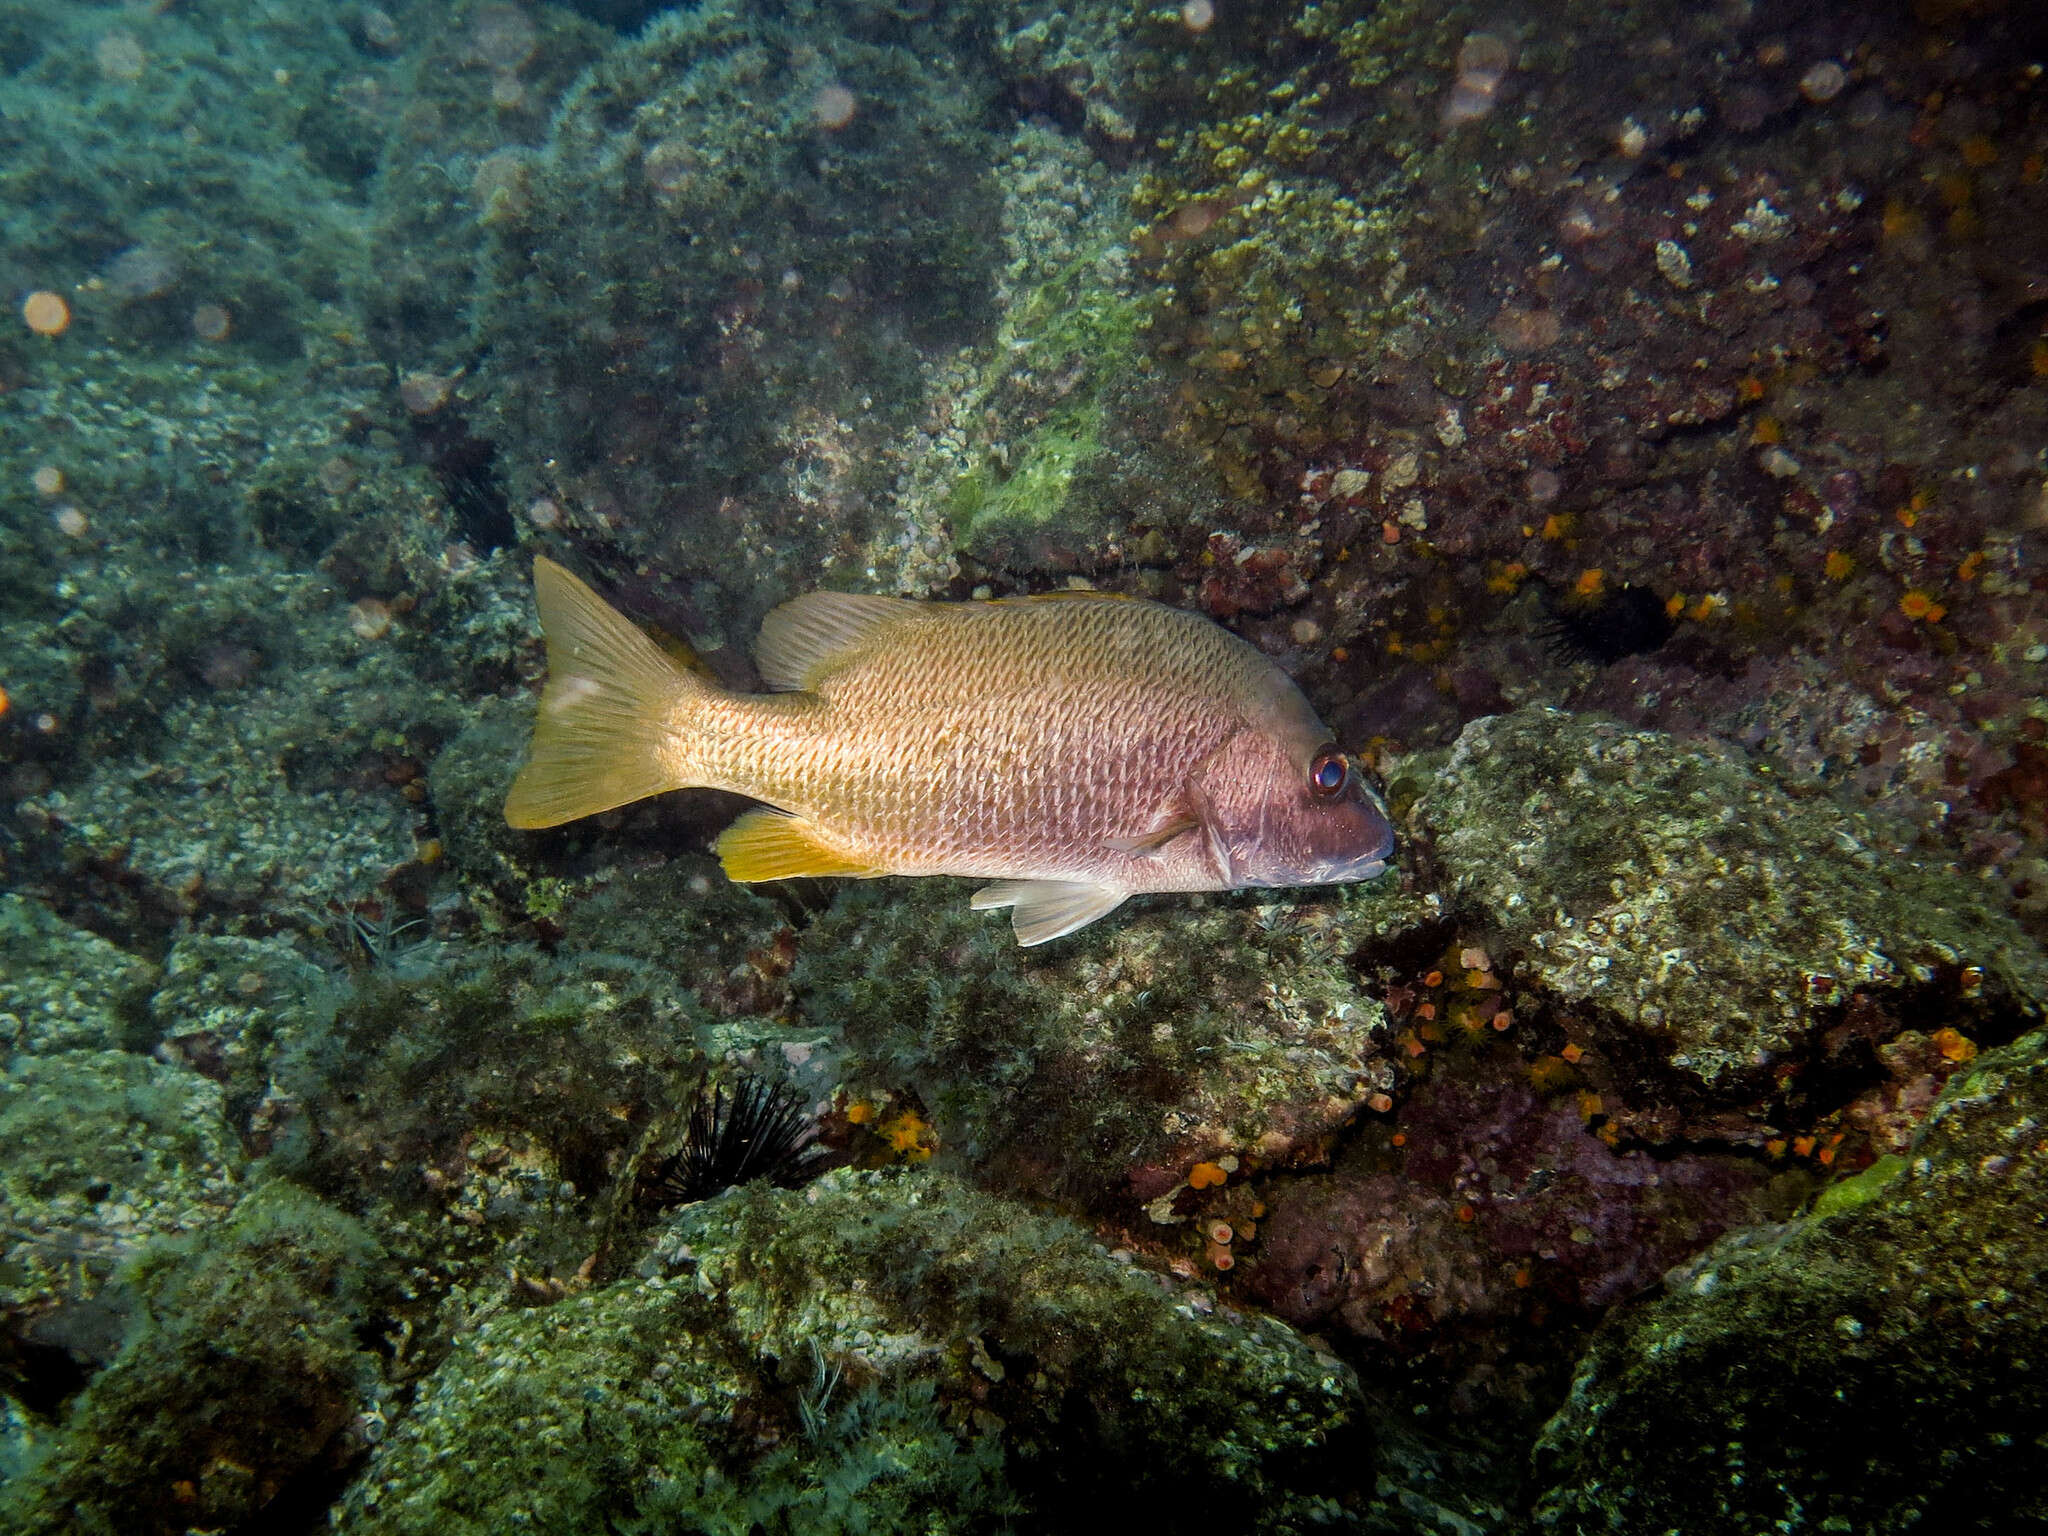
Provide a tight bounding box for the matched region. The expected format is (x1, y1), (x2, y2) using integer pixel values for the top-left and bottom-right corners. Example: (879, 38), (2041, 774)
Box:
(555, 0), (685, 30)
(414, 421), (516, 554)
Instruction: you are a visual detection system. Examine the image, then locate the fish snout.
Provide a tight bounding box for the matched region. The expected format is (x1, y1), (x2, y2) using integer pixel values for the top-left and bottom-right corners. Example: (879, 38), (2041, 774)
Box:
(1219, 775), (1397, 890)
(1310, 783), (1397, 884)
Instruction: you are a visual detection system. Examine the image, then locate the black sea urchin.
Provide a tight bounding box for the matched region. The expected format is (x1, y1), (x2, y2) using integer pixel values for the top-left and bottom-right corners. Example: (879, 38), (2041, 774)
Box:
(648, 1074), (816, 1206)
(1540, 583), (1674, 665)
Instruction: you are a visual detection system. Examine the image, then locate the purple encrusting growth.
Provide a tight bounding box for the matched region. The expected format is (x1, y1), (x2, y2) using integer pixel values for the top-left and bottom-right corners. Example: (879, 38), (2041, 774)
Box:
(1252, 1057), (1775, 1349)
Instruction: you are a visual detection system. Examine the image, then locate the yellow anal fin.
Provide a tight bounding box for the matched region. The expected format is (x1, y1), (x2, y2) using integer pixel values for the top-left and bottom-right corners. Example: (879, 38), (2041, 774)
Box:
(715, 809), (886, 882)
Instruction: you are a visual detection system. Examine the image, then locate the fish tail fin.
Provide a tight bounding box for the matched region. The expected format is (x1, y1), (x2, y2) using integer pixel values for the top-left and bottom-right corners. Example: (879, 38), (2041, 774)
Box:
(504, 556), (711, 829)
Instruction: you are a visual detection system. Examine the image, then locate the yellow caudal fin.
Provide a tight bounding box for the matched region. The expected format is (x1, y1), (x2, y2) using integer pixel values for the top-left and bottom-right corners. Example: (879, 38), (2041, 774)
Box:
(714, 809), (886, 882)
(504, 557), (708, 829)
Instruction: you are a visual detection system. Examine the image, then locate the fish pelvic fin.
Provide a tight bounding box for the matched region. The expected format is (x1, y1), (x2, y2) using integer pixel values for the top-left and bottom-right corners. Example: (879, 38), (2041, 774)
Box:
(970, 879), (1129, 946)
(715, 809), (887, 882)
(504, 557), (709, 829)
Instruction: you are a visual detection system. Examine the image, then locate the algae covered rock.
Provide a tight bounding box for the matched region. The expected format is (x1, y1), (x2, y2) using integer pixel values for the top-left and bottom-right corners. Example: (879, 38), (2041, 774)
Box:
(20, 568), (457, 927)
(0, 1180), (386, 1536)
(0, 902), (257, 1413)
(344, 1167), (1361, 1535)
(147, 932), (334, 1109)
(795, 877), (1424, 1199)
(1529, 1028), (2048, 1533)
(0, 895), (155, 1057)
(1414, 708), (2047, 1115)
(272, 943), (703, 1232)
(0, 0), (369, 361)
(424, 692), (543, 918)
(352, 0), (613, 367)
(474, 0), (1002, 643)
(0, 1050), (243, 1384)
(38, 689), (418, 920)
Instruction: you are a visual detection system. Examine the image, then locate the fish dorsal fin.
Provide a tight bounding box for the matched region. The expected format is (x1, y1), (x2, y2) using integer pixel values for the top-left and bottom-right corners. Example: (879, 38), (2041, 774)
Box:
(755, 591), (922, 692)
(970, 879), (1129, 946)
(983, 588), (1138, 606)
(715, 808), (887, 882)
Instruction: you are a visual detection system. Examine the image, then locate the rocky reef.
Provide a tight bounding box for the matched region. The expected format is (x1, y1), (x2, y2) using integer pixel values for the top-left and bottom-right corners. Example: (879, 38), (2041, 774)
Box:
(793, 876), (1421, 1202)
(1416, 707), (2046, 1123)
(473, 0), (1006, 646)
(0, 1181), (385, 1536)
(3, 0), (2048, 1530)
(1532, 1027), (2048, 1534)
(344, 1168), (1361, 1535)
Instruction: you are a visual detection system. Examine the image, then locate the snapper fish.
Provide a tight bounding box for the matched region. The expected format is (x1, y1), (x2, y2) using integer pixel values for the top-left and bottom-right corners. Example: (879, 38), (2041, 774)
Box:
(504, 557), (1396, 945)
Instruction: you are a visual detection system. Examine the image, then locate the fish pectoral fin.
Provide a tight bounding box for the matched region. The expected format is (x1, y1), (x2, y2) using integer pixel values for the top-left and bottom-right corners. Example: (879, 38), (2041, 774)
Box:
(970, 880), (1128, 947)
(1102, 815), (1200, 858)
(715, 810), (886, 883)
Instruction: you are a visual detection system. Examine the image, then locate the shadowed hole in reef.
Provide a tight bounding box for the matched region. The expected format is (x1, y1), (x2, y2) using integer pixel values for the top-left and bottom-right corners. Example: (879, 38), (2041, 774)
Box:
(4, 1284), (133, 1415)
(415, 418), (515, 553)
(556, 0), (678, 27)
(1536, 581), (1675, 666)
(238, 1449), (369, 1536)
(6, 1338), (91, 1416)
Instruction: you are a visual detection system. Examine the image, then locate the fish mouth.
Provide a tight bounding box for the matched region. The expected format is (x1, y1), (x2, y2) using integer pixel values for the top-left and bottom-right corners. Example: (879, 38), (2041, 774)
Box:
(1231, 836), (1396, 889)
(1303, 814), (1397, 887)
(1313, 850), (1392, 885)
(1231, 853), (1391, 889)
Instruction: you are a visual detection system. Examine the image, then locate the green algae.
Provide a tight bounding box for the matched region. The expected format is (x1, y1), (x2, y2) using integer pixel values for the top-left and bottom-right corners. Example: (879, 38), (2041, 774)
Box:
(868, 121), (1195, 585)
(273, 941), (706, 1220)
(945, 253), (1146, 552)
(346, 1271), (1011, 1536)
(948, 407), (1107, 546)
(1808, 1152), (1909, 1218)
(426, 695), (566, 930)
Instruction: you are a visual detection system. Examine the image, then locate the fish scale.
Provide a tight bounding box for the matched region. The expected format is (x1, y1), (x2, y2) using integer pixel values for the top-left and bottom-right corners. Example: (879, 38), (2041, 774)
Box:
(743, 617), (1229, 869)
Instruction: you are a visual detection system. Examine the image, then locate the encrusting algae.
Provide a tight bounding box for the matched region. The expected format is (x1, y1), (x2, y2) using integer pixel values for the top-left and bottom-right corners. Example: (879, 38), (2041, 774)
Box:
(505, 558), (1394, 944)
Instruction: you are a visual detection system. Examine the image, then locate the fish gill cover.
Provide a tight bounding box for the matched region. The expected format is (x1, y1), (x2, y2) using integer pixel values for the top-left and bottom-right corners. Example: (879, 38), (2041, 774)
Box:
(0, 0), (2046, 1533)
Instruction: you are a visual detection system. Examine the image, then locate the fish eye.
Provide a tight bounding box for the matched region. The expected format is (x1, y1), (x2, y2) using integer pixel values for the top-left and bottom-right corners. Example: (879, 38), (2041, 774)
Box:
(1308, 747), (1348, 798)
